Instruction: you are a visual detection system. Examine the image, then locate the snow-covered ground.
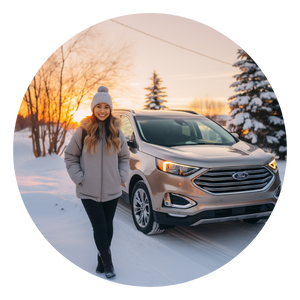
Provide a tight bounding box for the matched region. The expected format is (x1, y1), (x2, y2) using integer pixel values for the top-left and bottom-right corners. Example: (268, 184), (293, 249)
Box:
(13, 128), (286, 287)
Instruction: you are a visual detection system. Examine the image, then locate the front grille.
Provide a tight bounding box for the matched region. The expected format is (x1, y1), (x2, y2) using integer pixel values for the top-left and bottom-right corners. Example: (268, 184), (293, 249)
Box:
(193, 166), (274, 194)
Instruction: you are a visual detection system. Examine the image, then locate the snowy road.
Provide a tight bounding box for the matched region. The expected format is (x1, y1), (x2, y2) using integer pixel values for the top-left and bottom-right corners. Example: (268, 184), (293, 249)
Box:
(14, 129), (286, 287)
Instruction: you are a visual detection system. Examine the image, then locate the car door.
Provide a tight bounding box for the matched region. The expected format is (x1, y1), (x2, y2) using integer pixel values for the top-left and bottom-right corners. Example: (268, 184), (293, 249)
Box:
(119, 114), (136, 144)
(118, 114), (140, 199)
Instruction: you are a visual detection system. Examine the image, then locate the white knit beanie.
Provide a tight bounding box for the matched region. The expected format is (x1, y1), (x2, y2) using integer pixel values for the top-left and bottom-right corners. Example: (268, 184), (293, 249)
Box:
(91, 86), (113, 112)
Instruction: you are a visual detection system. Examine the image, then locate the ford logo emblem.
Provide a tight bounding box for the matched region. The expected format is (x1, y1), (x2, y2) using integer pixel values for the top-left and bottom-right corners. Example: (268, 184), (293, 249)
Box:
(232, 172), (249, 181)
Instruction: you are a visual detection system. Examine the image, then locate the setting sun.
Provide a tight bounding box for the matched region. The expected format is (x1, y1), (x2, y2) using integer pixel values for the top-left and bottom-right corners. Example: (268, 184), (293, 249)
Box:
(73, 109), (92, 123)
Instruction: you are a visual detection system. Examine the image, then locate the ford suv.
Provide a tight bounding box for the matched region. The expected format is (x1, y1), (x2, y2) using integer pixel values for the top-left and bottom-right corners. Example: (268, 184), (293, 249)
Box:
(114, 109), (281, 235)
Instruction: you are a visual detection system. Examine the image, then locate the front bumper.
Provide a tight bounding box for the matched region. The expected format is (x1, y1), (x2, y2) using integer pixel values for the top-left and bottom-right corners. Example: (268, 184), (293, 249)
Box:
(147, 164), (280, 226)
(153, 201), (275, 226)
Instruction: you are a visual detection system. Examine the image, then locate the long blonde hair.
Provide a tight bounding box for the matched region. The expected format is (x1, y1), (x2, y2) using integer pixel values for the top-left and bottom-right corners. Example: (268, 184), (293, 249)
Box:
(83, 113), (121, 154)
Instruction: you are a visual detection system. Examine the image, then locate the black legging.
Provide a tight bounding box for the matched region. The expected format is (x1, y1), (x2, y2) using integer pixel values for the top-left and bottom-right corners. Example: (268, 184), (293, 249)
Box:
(81, 198), (119, 252)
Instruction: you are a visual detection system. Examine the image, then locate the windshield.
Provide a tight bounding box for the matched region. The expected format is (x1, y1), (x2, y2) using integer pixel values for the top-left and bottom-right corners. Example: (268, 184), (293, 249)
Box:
(135, 116), (236, 147)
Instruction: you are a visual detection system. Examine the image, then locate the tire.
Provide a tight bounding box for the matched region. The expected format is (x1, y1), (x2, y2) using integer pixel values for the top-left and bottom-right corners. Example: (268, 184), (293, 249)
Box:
(131, 180), (164, 235)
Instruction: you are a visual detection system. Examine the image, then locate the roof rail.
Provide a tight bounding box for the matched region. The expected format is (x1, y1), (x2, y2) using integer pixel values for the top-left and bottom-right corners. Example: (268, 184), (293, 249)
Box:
(114, 109), (136, 114)
(168, 109), (199, 115)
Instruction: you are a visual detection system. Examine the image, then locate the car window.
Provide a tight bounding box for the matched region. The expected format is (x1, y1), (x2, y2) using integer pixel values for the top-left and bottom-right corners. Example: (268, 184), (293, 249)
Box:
(135, 116), (236, 147)
(120, 115), (134, 141)
(196, 122), (222, 143)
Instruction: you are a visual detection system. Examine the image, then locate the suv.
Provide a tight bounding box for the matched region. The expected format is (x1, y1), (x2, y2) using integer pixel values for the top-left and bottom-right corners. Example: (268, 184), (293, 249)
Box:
(115, 109), (281, 235)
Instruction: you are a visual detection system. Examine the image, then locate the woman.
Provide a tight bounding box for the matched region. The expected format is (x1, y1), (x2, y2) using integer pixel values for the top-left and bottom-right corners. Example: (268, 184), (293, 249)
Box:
(64, 86), (130, 279)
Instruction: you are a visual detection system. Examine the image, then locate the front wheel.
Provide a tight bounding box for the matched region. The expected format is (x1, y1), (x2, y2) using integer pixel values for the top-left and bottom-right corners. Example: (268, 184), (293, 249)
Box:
(131, 181), (164, 235)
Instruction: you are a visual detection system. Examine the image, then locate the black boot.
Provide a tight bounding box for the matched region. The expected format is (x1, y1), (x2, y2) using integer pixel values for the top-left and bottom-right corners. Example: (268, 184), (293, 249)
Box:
(96, 253), (104, 273)
(99, 248), (116, 278)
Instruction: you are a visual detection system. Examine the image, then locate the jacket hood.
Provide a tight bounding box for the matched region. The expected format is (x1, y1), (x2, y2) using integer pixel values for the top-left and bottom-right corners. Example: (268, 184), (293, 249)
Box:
(80, 115), (122, 130)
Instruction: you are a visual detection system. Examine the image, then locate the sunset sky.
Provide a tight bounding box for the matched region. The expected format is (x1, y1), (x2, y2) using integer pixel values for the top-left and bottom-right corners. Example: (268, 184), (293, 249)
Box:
(73, 13), (240, 121)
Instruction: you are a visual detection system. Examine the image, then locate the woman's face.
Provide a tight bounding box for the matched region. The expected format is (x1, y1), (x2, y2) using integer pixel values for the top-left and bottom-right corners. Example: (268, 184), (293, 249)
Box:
(93, 103), (111, 121)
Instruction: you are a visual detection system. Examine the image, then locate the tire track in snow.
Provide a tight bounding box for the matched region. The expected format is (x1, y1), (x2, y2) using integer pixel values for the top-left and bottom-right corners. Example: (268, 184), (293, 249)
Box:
(118, 202), (240, 268)
(117, 200), (233, 262)
(114, 207), (214, 285)
(113, 220), (211, 288)
(167, 226), (234, 261)
(117, 199), (265, 278)
(118, 200), (230, 254)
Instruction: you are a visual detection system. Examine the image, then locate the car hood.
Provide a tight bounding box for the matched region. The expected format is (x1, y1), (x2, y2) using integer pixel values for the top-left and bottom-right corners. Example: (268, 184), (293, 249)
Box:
(140, 140), (273, 168)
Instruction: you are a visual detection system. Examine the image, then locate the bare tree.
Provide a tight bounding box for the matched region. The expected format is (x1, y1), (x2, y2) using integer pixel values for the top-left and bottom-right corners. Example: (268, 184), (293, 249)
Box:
(15, 114), (30, 131)
(22, 70), (49, 157)
(22, 27), (132, 157)
(189, 97), (228, 119)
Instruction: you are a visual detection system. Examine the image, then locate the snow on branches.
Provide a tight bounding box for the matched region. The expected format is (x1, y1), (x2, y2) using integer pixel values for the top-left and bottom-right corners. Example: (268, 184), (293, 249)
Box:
(144, 71), (168, 110)
(227, 49), (286, 159)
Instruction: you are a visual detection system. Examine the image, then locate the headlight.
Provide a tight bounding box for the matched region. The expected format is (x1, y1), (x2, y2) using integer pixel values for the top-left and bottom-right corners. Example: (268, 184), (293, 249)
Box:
(156, 158), (200, 176)
(268, 158), (277, 170)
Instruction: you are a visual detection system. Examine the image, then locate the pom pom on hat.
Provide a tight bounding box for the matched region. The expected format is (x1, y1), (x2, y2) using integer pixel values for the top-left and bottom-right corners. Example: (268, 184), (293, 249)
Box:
(91, 86), (113, 112)
(98, 86), (109, 93)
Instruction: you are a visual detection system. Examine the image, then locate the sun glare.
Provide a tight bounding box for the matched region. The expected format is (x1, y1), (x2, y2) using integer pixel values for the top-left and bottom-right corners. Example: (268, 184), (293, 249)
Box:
(73, 109), (91, 124)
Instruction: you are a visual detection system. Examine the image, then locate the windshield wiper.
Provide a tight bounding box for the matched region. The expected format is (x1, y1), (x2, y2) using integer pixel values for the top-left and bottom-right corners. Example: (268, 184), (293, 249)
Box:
(196, 142), (225, 145)
(169, 142), (223, 147)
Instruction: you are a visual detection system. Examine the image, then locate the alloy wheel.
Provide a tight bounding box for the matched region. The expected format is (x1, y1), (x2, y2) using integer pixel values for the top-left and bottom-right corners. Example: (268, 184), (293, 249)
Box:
(133, 188), (150, 228)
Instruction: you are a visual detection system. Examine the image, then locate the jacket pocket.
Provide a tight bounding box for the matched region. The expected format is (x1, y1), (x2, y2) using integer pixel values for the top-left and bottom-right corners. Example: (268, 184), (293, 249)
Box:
(77, 170), (100, 198)
(78, 171), (85, 186)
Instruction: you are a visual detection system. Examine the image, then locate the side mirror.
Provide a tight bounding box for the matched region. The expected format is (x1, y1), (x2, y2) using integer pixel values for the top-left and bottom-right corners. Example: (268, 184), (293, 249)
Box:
(126, 133), (138, 149)
(127, 141), (136, 148)
(232, 133), (239, 139)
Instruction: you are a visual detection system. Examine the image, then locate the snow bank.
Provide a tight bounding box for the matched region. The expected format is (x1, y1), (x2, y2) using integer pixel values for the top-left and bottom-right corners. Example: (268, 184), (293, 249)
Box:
(20, 154), (66, 174)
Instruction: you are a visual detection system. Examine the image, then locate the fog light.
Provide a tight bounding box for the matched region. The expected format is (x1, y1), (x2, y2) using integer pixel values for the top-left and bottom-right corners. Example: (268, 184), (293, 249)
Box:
(274, 184), (281, 200)
(163, 193), (172, 207)
(163, 193), (196, 209)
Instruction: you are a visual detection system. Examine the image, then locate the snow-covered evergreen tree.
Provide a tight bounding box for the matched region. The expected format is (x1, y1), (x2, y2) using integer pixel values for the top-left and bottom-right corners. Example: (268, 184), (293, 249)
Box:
(144, 71), (168, 110)
(227, 49), (286, 159)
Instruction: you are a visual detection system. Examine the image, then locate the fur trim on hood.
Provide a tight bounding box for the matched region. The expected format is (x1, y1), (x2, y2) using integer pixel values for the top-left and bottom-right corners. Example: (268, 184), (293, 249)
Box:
(79, 114), (122, 130)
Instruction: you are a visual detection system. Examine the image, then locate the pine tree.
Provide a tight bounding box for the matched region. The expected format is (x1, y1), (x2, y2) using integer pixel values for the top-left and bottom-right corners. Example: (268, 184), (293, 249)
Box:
(144, 71), (168, 110)
(227, 49), (286, 159)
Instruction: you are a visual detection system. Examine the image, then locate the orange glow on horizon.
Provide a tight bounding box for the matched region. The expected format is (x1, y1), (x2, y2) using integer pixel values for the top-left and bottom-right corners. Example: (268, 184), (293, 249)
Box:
(72, 109), (92, 124)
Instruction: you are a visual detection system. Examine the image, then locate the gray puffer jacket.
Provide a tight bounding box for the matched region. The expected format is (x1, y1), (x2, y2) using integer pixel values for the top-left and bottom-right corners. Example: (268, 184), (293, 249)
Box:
(64, 116), (130, 202)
